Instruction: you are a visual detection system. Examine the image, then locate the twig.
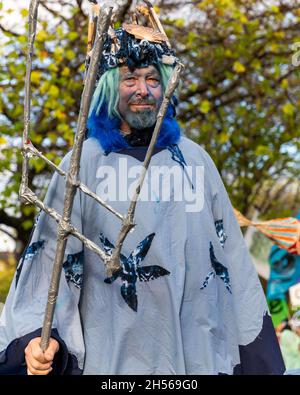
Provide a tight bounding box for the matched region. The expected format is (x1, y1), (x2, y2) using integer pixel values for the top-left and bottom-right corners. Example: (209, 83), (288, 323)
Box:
(20, 0), (40, 202)
(21, 186), (109, 261)
(24, 141), (124, 221)
(0, 226), (17, 242)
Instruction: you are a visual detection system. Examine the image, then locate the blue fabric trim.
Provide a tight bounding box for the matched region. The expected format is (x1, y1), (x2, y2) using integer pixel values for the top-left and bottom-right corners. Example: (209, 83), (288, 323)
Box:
(87, 103), (180, 154)
(0, 328), (82, 375)
(233, 313), (285, 375)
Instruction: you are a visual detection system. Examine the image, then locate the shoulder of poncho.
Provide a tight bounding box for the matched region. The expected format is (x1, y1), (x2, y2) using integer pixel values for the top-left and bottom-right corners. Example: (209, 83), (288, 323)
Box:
(60, 138), (105, 169)
(177, 136), (222, 194)
(177, 136), (215, 167)
(82, 137), (105, 159)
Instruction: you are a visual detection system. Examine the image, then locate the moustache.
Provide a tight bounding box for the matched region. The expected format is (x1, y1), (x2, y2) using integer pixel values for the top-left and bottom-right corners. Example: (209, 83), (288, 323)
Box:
(128, 98), (156, 105)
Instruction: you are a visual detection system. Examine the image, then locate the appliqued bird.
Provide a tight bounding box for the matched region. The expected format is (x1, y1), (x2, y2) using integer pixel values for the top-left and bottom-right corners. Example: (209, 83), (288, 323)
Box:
(99, 233), (170, 311)
(200, 242), (232, 293)
(24, 240), (45, 260)
(215, 219), (227, 248)
(63, 251), (84, 288)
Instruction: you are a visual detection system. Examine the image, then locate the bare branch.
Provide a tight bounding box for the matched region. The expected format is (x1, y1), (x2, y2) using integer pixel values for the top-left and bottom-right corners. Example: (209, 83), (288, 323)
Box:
(0, 226), (17, 242)
(39, 1), (69, 23)
(25, 141), (124, 221)
(0, 24), (20, 37)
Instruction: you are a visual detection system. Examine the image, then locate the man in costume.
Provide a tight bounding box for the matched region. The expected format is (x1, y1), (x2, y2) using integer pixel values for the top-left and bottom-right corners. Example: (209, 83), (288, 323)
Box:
(0, 22), (285, 375)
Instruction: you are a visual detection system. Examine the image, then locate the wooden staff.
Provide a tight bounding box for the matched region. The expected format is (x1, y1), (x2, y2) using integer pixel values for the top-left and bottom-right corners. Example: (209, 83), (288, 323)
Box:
(39, 6), (113, 352)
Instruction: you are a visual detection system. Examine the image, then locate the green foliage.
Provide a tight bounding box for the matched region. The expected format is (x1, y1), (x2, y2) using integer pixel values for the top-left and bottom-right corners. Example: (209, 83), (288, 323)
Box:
(0, 255), (16, 303)
(164, 0), (300, 217)
(0, 0), (300, 256)
(0, 267), (15, 303)
(0, 2), (87, 246)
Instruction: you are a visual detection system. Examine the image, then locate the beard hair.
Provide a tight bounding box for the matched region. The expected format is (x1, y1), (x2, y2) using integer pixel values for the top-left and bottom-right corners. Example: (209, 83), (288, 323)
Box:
(124, 108), (157, 130)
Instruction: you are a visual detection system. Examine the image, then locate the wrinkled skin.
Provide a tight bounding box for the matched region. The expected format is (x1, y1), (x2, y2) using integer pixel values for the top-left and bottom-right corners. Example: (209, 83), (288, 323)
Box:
(118, 65), (163, 133)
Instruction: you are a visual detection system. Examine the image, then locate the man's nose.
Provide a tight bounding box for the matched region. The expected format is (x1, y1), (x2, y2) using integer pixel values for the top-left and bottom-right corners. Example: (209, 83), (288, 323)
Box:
(136, 79), (148, 97)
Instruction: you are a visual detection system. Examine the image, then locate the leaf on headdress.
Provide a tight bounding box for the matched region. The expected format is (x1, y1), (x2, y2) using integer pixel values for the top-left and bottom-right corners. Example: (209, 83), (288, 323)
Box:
(122, 23), (167, 43)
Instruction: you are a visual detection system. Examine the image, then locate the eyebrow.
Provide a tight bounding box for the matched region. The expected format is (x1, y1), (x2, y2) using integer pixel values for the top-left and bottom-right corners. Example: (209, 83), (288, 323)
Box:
(121, 70), (160, 79)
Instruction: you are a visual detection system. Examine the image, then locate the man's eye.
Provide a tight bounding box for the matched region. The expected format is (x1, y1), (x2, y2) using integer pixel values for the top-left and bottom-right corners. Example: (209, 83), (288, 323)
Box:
(147, 78), (160, 86)
(125, 77), (135, 82)
(123, 77), (136, 86)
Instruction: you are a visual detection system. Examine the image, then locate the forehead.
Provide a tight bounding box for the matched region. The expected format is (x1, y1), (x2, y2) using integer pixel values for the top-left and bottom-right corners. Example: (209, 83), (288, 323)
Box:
(119, 65), (160, 77)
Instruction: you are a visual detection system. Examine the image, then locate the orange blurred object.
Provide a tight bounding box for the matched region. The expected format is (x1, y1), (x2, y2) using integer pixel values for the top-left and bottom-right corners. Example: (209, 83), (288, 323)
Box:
(234, 209), (300, 255)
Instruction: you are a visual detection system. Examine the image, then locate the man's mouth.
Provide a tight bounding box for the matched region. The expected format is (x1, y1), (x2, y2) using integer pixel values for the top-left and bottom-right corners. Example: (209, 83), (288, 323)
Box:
(130, 104), (155, 110)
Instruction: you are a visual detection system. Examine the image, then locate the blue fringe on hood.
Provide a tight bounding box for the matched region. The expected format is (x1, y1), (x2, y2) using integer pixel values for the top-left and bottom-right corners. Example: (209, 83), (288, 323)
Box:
(87, 103), (181, 154)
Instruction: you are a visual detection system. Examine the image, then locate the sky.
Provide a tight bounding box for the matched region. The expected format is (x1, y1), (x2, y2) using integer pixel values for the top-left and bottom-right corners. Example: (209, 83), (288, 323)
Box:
(1, 0), (29, 32)
(0, 230), (15, 252)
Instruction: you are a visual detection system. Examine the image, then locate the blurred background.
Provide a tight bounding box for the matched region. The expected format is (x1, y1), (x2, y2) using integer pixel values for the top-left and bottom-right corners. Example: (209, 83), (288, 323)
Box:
(0, 0), (299, 369)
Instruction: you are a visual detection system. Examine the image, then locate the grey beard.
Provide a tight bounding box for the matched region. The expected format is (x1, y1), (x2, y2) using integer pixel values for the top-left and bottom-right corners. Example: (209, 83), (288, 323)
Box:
(124, 108), (157, 130)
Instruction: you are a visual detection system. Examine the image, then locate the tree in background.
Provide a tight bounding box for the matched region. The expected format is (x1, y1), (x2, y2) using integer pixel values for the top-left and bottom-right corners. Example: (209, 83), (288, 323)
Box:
(164, 0), (300, 217)
(0, 0), (299, 255)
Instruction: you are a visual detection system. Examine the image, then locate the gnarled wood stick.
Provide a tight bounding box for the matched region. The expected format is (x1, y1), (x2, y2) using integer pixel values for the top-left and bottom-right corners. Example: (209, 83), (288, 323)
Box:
(38, 6), (112, 352)
(23, 141), (124, 221)
(20, 0), (40, 202)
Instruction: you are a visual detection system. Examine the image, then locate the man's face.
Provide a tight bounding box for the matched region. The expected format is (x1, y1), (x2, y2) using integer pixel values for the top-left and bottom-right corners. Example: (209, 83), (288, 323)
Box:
(118, 65), (163, 131)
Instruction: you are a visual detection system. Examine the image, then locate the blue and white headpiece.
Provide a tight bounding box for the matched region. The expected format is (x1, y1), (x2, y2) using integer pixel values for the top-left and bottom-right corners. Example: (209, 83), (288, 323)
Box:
(98, 23), (177, 76)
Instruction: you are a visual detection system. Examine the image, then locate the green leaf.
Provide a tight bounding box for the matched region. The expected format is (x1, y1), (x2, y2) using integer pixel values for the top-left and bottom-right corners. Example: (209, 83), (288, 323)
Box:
(20, 9), (29, 18)
(22, 219), (34, 230)
(282, 103), (295, 116)
(199, 100), (211, 114)
(233, 61), (246, 73)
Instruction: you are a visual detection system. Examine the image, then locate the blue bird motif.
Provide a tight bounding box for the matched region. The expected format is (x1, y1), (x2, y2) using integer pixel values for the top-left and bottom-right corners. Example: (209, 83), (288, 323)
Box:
(200, 270), (216, 290)
(63, 251), (84, 288)
(16, 240), (45, 287)
(167, 144), (194, 190)
(215, 219), (227, 248)
(167, 144), (187, 169)
(24, 240), (45, 260)
(99, 233), (170, 311)
(200, 242), (232, 293)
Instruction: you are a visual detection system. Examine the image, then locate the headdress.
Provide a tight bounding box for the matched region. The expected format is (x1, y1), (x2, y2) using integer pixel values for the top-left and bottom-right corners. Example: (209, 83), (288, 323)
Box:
(87, 1), (179, 80)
